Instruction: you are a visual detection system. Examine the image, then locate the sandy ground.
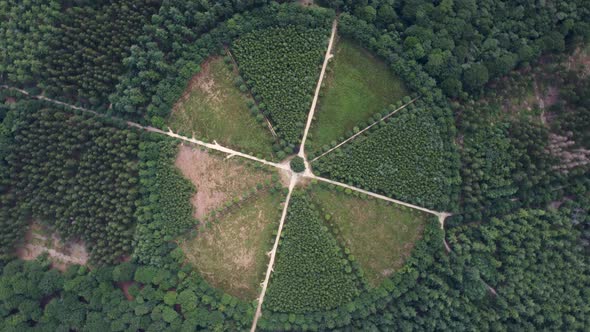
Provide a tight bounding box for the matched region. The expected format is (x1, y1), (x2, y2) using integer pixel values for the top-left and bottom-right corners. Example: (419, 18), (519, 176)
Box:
(175, 144), (271, 219)
(16, 223), (88, 271)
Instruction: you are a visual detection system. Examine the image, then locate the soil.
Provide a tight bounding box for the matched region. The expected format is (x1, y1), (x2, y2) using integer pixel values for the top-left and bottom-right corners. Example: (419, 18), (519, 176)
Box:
(16, 223), (89, 271)
(174, 144), (271, 219)
(566, 46), (590, 77)
(172, 57), (220, 110)
(117, 281), (136, 301)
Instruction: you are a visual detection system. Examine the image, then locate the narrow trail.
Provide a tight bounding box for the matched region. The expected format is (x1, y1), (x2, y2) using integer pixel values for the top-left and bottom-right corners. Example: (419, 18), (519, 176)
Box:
(142, 125), (289, 171)
(1, 85), (450, 219)
(310, 97), (419, 162)
(298, 18), (338, 158)
(307, 174), (452, 227)
(1, 85), (288, 171)
(250, 174), (297, 332)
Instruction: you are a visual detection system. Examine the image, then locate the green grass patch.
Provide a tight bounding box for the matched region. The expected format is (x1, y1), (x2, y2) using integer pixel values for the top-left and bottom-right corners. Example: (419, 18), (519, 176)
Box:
(310, 38), (408, 151)
(309, 184), (427, 287)
(168, 57), (275, 158)
(178, 191), (283, 300)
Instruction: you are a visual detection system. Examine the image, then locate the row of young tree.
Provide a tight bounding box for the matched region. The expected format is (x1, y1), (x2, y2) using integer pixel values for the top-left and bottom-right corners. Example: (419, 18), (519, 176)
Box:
(314, 102), (460, 211)
(231, 26), (330, 145)
(264, 192), (361, 314)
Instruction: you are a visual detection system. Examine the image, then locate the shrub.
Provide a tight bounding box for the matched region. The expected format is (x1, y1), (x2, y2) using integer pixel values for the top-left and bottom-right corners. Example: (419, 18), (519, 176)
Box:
(290, 156), (306, 173)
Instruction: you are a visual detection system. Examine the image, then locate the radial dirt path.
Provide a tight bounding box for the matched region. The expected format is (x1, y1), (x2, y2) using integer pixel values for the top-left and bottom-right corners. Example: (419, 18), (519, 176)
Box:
(307, 174), (451, 227)
(311, 97), (419, 162)
(250, 174), (297, 332)
(0, 85), (450, 219)
(0, 86), (288, 171)
(298, 19), (338, 158)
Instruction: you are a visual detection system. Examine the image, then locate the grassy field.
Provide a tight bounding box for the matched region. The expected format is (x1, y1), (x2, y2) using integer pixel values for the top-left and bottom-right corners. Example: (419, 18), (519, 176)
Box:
(310, 38), (408, 150)
(310, 185), (427, 287)
(179, 191), (283, 300)
(168, 57), (275, 158)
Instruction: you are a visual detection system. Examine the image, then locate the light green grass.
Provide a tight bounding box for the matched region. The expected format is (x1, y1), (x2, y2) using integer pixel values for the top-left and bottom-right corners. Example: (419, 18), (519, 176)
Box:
(310, 185), (427, 287)
(179, 191), (283, 300)
(310, 38), (408, 150)
(168, 57), (275, 158)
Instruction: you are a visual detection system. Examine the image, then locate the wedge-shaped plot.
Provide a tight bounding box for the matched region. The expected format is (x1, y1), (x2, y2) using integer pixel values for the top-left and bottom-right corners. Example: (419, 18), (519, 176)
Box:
(174, 144), (275, 220)
(179, 191), (284, 300)
(231, 26), (330, 146)
(169, 57), (275, 158)
(310, 184), (427, 286)
(309, 38), (409, 152)
(313, 107), (458, 211)
(264, 192), (360, 313)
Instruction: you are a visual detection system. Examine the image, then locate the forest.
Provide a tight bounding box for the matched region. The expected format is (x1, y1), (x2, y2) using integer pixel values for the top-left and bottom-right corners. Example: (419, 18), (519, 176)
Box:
(0, 0), (589, 331)
(313, 102), (460, 211)
(231, 26), (329, 145)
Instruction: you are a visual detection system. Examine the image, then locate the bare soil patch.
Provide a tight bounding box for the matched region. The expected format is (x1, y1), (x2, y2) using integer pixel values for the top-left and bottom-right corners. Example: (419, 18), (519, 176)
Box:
(16, 223), (88, 271)
(173, 57), (219, 108)
(117, 281), (136, 301)
(174, 144), (273, 219)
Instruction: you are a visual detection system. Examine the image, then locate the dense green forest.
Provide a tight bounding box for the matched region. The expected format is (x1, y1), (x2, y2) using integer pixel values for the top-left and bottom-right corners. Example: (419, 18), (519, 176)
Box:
(264, 192), (361, 313)
(314, 102), (460, 211)
(0, 258), (254, 331)
(232, 26), (329, 145)
(320, 0), (590, 98)
(1, 101), (140, 265)
(0, 0), (160, 109)
(1, 0), (589, 331)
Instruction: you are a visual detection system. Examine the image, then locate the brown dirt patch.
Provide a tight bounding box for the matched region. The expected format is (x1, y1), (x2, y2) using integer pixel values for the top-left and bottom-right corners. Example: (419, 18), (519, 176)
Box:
(566, 46), (590, 77)
(16, 223), (89, 271)
(172, 57), (221, 110)
(174, 144), (272, 219)
(5, 97), (16, 104)
(117, 281), (136, 301)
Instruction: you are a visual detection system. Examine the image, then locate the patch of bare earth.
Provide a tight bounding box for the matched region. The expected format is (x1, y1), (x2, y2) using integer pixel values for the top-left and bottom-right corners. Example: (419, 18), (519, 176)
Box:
(117, 281), (136, 301)
(174, 144), (272, 219)
(566, 46), (590, 77)
(172, 57), (220, 112)
(16, 223), (88, 271)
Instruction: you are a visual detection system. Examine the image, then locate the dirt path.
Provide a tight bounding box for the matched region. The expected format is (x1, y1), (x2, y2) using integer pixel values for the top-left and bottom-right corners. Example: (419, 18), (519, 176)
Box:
(298, 19), (338, 158)
(307, 175), (451, 227)
(1, 85), (450, 218)
(250, 174), (297, 332)
(1, 85), (287, 171)
(310, 97), (419, 162)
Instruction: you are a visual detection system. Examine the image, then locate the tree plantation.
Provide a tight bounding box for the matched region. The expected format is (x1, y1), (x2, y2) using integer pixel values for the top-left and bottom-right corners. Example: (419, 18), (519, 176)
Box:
(232, 26), (330, 145)
(2, 101), (140, 265)
(264, 192), (361, 314)
(313, 103), (460, 211)
(0, 0), (589, 331)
